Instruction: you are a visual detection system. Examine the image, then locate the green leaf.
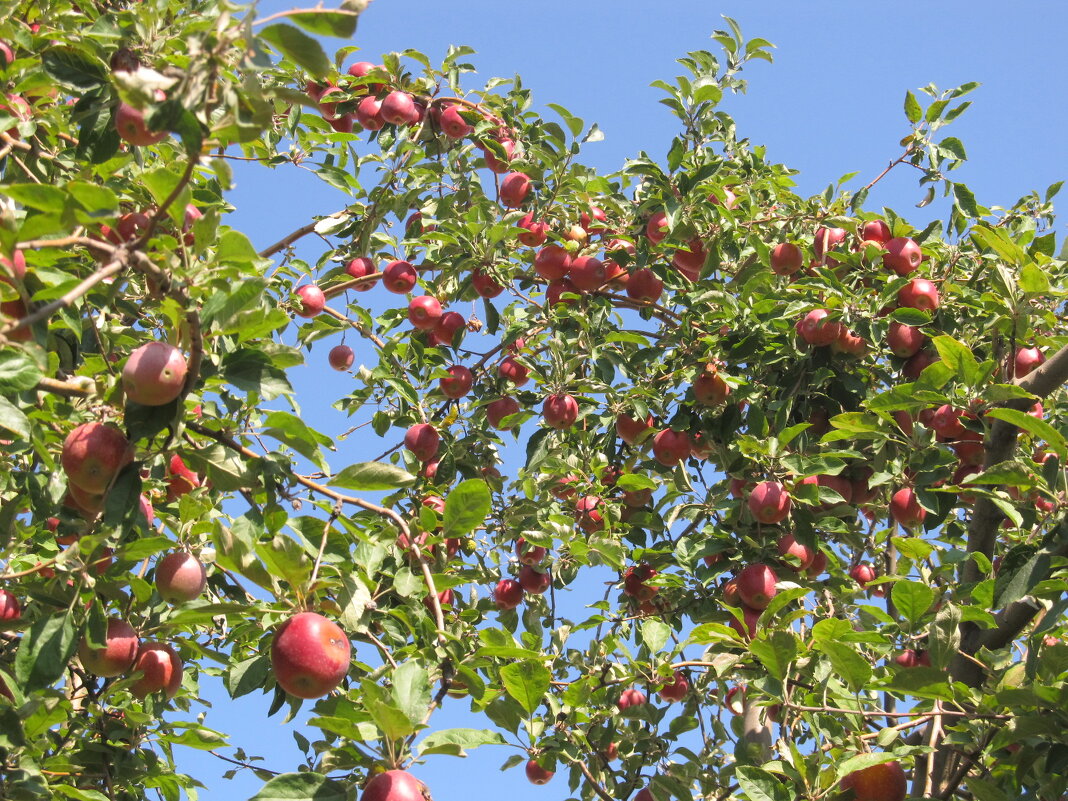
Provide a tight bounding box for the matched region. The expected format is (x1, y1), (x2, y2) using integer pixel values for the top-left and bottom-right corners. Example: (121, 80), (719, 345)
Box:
(903, 90), (922, 123)
(249, 772), (348, 801)
(15, 614), (78, 691)
(499, 660), (550, 716)
(814, 641), (871, 692)
(361, 682), (416, 740)
(54, 788), (112, 801)
(994, 548), (1050, 608)
(262, 410), (331, 471)
(836, 752), (908, 781)
(41, 47), (109, 90)
(66, 181), (118, 216)
(225, 654), (271, 700)
(984, 408), (1067, 461)
(927, 602), (962, 670)
(443, 479), (491, 538)
(416, 728), (507, 757)
(258, 24), (331, 79)
(641, 619), (670, 653)
(735, 766), (791, 801)
(142, 167), (192, 227)
(286, 10), (360, 38)
(1, 183), (67, 213)
(891, 580), (934, 626)
(749, 630), (797, 681)
(0, 349), (41, 393)
(952, 182), (980, 217)
(392, 661), (431, 726)
(1019, 263), (1049, 294)
(330, 461), (416, 491)
(616, 473), (657, 492)
(932, 334), (980, 384)
(881, 666), (954, 700)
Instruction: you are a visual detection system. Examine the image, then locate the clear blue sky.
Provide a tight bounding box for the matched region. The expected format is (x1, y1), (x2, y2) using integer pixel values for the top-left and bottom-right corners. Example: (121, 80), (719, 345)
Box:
(180, 2), (1068, 799)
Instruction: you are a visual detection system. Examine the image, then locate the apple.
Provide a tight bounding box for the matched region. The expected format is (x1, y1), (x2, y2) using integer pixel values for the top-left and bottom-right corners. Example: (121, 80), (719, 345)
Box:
(155, 551), (207, 603)
(658, 671), (689, 702)
(494, 578), (523, 610)
(316, 86), (345, 120)
(623, 563), (658, 600)
(524, 759), (554, 785)
(894, 649), (931, 668)
(725, 684), (746, 714)
(799, 309), (844, 346)
(481, 137), (516, 174)
(329, 344), (355, 371)
(542, 393), (578, 429)
(382, 260), (418, 293)
(569, 256), (607, 292)
(574, 495), (604, 533)
(736, 563), (778, 610)
(438, 104), (472, 138)
(776, 534), (815, 571)
(0, 249), (26, 282)
(62, 422), (132, 494)
(166, 453), (201, 501)
(439, 365), (474, 399)
(486, 397), (521, 430)
(580, 206), (609, 235)
(362, 771), (429, 801)
(929, 404), (966, 438)
(346, 257), (378, 291)
(100, 211), (150, 245)
(626, 268), (664, 302)
(622, 487), (653, 507)
(499, 172), (531, 208)
(115, 101), (168, 146)
(533, 245), (571, 280)
(346, 60), (385, 91)
(729, 605), (761, 640)
(515, 538), (547, 565)
(1015, 346), (1045, 378)
(747, 481), (791, 524)
(407, 296), (442, 330)
(294, 284), (326, 318)
(886, 322), (926, 357)
(693, 367), (729, 405)
(603, 742), (619, 761)
(812, 226), (847, 261)
(0, 41), (13, 69)
(404, 423), (440, 462)
(652, 429), (691, 466)
(850, 563), (877, 589)
(882, 237), (922, 275)
(355, 95), (385, 130)
(270, 612), (350, 699)
(860, 220), (892, 244)
(518, 565), (551, 595)
(672, 238), (705, 281)
(0, 589), (20, 621)
(897, 277), (939, 311)
(122, 341), (188, 406)
(471, 267), (505, 298)
(429, 311), (465, 347)
(832, 327), (867, 356)
(617, 687), (647, 711)
(634, 789), (654, 801)
(840, 760), (907, 801)
(616, 412), (655, 445)
(645, 211), (668, 244)
(517, 213), (548, 247)
(379, 90), (415, 125)
(67, 483), (105, 517)
(79, 618), (139, 677)
(770, 242), (803, 276)
(806, 551), (829, 578)
(903, 349), (938, 379)
(889, 487), (925, 529)
(498, 355), (529, 386)
(180, 204), (203, 246)
(129, 641), (183, 699)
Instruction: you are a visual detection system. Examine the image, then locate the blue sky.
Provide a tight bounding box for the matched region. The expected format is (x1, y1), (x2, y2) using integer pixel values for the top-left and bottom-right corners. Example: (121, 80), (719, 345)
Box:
(178, 2), (1067, 799)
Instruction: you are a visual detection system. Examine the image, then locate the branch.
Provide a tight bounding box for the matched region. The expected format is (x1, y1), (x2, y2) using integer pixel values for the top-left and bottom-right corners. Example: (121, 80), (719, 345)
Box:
(258, 210), (351, 259)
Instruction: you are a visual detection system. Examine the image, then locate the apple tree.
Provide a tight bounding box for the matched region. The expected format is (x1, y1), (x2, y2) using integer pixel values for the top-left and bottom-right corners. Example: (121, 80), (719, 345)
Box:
(0, 2), (1066, 801)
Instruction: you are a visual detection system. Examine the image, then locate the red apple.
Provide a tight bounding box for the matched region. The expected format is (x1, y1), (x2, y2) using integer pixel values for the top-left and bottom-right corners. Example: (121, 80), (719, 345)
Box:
(542, 393), (578, 429)
(929, 404), (966, 438)
(672, 238), (705, 281)
(438, 104), (472, 138)
(887, 322), (926, 357)
(897, 278), (939, 311)
(407, 295), (442, 330)
(494, 578), (523, 610)
(346, 60), (385, 92)
(1014, 346), (1045, 378)
(471, 267), (504, 298)
(481, 137), (516, 174)
(329, 344), (355, 371)
(569, 256), (607, 292)
(574, 495), (604, 533)
(379, 90), (415, 125)
(499, 172), (531, 208)
(130, 641), (183, 699)
(0, 249), (26, 283)
(645, 211), (668, 244)
(404, 423), (440, 463)
(361, 771), (429, 801)
(889, 487), (926, 529)
(883, 237), (922, 275)
(617, 687), (647, 711)
(0, 589), (20, 621)
(122, 341), (187, 406)
(903, 349), (938, 379)
(382, 260), (418, 294)
(294, 284), (326, 318)
(725, 684), (746, 715)
(439, 365), (474, 399)
(799, 309), (844, 347)
(115, 101), (167, 146)
(429, 311), (465, 348)
(516, 213), (548, 247)
(355, 95), (385, 130)
(652, 429), (691, 466)
(840, 760), (907, 801)
(812, 226), (847, 262)
(515, 538), (547, 565)
(770, 242), (803, 276)
(736, 563), (778, 610)
(776, 534), (815, 571)
(729, 605), (761, 640)
(518, 565), (551, 595)
(270, 612), (350, 699)
(166, 453), (201, 502)
(498, 355), (529, 386)
(658, 671), (689, 702)
(346, 257), (378, 291)
(79, 618), (139, 677)
(523, 759), (554, 786)
(860, 220), (892, 245)
(747, 481), (791, 524)
(806, 551), (829, 578)
(155, 551), (207, 603)
(62, 422), (132, 494)
(626, 268), (664, 302)
(486, 397), (521, 430)
(693, 368), (730, 406)
(533, 245), (571, 281)
(850, 563), (877, 589)
(623, 563), (658, 600)
(616, 412), (655, 445)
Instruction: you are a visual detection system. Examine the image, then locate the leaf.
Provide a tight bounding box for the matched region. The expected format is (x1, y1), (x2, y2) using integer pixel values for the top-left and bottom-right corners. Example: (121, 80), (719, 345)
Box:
(927, 602), (962, 670)
(41, 47), (109, 90)
(258, 24), (331, 79)
(0, 395), (31, 439)
(15, 614), (78, 691)
(416, 728), (507, 757)
(891, 580), (934, 626)
(1, 183), (67, 213)
(735, 766), (791, 801)
(749, 630), (797, 681)
(953, 182), (980, 217)
(392, 661), (431, 727)
(984, 408), (1067, 461)
(361, 682), (415, 740)
(641, 619), (670, 653)
(286, 10), (360, 38)
(903, 90), (922, 123)
(443, 479), (491, 538)
(499, 660), (550, 716)
(932, 334), (980, 384)
(330, 461), (416, 491)
(994, 548), (1050, 608)
(813, 641), (871, 692)
(225, 654), (271, 700)
(836, 752), (907, 781)
(262, 410), (331, 471)
(249, 772), (348, 801)
(882, 666), (954, 700)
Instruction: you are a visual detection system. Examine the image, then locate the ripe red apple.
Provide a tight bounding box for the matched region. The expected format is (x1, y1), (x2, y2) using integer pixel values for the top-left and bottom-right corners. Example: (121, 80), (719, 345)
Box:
(569, 256), (607, 292)
(0, 249), (26, 283)
(806, 551), (829, 578)
(379, 90), (415, 125)
(346, 60), (385, 89)
(776, 534), (815, 571)
(155, 551), (207, 603)
(525, 759), (554, 785)
(115, 101), (168, 146)
(516, 213), (548, 247)
(652, 429), (691, 466)
(270, 612), (350, 699)
(929, 404), (966, 438)
(672, 238), (705, 281)
(181, 204), (203, 246)
(481, 137), (516, 173)
(883, 237), (922, 275)
(1014, 346), (1045, 378)
(439, 365), (474, 399)
(725, 684), (746, 715)
(382, 260), (418, 294)
(693, 368), (730, 405)
(886, 322), (926, 357)
(617, 687), (647, 711)
(516, 538), (547, 565)
(438, 104), (472, 138)
(747, 481), (791, 524)
(79, 618), (139, 677)
(0, 41), (13, 69)
(499, 172), (531, 208)
(542, 393), (578, 429)
(407, 296), (442, 331)
(518, 565), (551, 595)
(580, 206), (609, 235)
(329, 344), (355, 371)
(623, 563), (658, 600)
(62, 422), (132, 494)
(574, 495), (604, 533)
(840, 760), (907, 801)
(498, 355), (529, 386)
(616, 412), (655, 445)
(658, 671), (689, 702)
(362, 771), (429, 801)
(736, 563), (778, 610)
(294, 284), (326, 318)
(645, 211), (668, 244)
(850, 563), (877, 589)
(130, 641), (183, 699)
(770, 242), (803, 276)
(471, 267), (504, 298)
(486, 397), (521, 430)
(812, 226), (847, 261)
(122, 341), (188, 406)
(894, 649), (931, 668)
(346, 257), (378, 291)
(897, 278), (940, 311)
(533, 245), (571, 281)
(494, 578), (523, 610)
(166, 453), (201, 501)
(626, 268), (664, 302)
(889, 487), (926, 529)
(634, 789), (654, 801)
(404, 423), (440, 463)
(903, 349), (938, 379)
(316, 86), (345, 120)
(729, 605), (761, 640)
(355, 95), (385, 130)
(860, 220), (892, 245)
(0, 589), (20, 621)
(429, 311), (465, 348)
(799, 309), (844, 346)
